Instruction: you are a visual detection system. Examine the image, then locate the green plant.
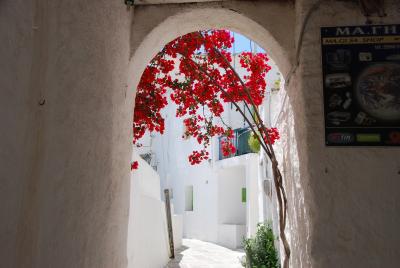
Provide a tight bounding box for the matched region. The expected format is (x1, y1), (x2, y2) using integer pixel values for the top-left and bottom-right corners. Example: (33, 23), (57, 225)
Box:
(248, 132), (261, 153)
(242, 223), (280, 268)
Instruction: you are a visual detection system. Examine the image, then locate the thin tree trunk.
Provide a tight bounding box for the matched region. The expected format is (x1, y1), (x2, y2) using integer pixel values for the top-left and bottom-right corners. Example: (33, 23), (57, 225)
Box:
(270, 157), (290, 268)
(175, 34), (291, 267)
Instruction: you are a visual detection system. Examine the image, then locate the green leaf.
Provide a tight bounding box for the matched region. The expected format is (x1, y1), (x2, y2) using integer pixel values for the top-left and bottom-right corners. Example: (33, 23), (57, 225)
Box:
(248, 132), (261, 153)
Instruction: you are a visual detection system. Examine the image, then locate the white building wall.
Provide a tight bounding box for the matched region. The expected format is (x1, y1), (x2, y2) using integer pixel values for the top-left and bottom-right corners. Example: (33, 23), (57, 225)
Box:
(173, 214), (183, 249)
(217, 166), (246, 225)
(149, 102), (220, 242)
(182, 170), (219, 242)
(127, 152), (171, 268)
(214, 154), (260, 237)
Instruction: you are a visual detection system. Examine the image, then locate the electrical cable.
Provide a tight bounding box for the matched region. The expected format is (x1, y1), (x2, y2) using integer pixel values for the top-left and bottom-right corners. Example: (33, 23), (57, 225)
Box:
(274, 0), (324, 127)
(285, 0), (324, 86)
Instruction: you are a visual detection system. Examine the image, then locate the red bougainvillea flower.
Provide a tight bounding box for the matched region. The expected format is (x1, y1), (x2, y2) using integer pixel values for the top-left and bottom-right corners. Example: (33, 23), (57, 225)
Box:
(133, 30), (279, 165)
(188, 150), (209, 165)
(263, 127), (280, 145)
(221, 140), (236, 157)
(131, 161), (139, 170)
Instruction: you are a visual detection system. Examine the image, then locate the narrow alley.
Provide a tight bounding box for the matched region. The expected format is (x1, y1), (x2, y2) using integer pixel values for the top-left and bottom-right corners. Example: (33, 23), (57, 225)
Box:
(166, 239), (245, 268)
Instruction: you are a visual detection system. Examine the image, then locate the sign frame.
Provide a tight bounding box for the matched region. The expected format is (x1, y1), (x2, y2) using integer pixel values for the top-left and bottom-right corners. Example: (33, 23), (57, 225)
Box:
(321, 24), (400, 146)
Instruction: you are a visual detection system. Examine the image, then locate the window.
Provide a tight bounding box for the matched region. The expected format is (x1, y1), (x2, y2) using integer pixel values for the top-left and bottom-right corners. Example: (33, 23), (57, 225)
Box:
(185, 185), (194, 211)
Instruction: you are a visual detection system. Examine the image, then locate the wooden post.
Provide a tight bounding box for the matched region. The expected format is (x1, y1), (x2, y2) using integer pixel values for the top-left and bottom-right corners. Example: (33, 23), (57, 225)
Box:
(164, 189), (175, 258)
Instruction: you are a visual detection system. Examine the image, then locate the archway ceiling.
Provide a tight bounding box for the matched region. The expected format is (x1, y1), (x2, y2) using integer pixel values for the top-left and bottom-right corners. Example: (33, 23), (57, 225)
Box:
(134, 0), (226, 4)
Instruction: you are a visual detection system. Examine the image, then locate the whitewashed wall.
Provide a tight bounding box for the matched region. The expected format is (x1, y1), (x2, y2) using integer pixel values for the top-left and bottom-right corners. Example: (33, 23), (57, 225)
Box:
(150, 105), (220, 242)
(127, 153), (170, 268)
(215, 154), (261, 236)
(217, 166), (246, 225)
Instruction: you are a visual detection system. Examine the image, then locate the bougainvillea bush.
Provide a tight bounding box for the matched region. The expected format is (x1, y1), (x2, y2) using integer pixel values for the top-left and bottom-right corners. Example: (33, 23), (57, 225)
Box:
(133, 30), (277, 164)
(132, 30), (290, 267)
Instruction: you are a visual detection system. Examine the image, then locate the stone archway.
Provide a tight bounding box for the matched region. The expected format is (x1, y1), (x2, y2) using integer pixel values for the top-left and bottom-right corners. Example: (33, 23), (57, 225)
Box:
(127, 5), (294, 96)
(125, 4), (309, 267)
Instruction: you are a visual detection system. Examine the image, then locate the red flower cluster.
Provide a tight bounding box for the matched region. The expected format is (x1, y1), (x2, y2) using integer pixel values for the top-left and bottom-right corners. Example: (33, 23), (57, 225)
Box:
(131, 161), (139, 170)
(221, 140), (236, 157)
(188, 149), (209, 165)
(133, 30), (279, 165)
(133, 64), (168, 143)
(263, 127), (280, 145)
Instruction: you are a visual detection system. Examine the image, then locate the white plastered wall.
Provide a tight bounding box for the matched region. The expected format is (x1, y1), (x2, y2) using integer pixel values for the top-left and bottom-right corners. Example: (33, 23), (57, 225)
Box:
(217, 166), (246, 225)
(0, 1), (133, 267)
(127, 153), (170, 268)
(2, 0), (399, 267)
(289, 1), (400, 267)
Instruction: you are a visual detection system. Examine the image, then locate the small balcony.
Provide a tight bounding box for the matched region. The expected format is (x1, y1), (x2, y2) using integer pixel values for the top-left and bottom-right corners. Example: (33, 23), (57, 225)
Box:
(218, 127), (253, 160)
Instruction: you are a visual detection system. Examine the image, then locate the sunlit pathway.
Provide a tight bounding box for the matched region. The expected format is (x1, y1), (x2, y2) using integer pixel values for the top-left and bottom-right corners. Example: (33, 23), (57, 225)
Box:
(165, 239), (245, 268)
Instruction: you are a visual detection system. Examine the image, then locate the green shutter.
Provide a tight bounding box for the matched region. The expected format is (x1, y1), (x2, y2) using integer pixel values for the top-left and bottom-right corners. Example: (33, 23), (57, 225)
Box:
(242, 188), (247, 203)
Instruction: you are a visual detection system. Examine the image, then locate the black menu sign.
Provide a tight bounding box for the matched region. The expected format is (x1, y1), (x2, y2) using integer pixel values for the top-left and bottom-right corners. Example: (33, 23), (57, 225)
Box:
(321, 25), (400, 146)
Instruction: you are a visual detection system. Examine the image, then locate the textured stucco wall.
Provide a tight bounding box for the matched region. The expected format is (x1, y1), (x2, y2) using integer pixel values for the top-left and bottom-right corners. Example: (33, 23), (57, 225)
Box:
(0, 0), (133, 267)
(2, 0), (400, 267)
(272, 81), (311, 267)
(0, 1), (36, 266)
(129, 1), (295, 90)
(292, 1), (400, 267)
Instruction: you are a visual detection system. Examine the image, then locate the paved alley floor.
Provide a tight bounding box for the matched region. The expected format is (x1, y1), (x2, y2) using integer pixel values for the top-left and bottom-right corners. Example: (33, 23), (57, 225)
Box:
(165, 239), (245, 268)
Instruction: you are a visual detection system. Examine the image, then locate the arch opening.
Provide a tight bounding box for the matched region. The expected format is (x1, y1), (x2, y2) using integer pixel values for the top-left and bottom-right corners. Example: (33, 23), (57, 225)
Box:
(126, 7), (302, 268)
(127, 7), (292, 100)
